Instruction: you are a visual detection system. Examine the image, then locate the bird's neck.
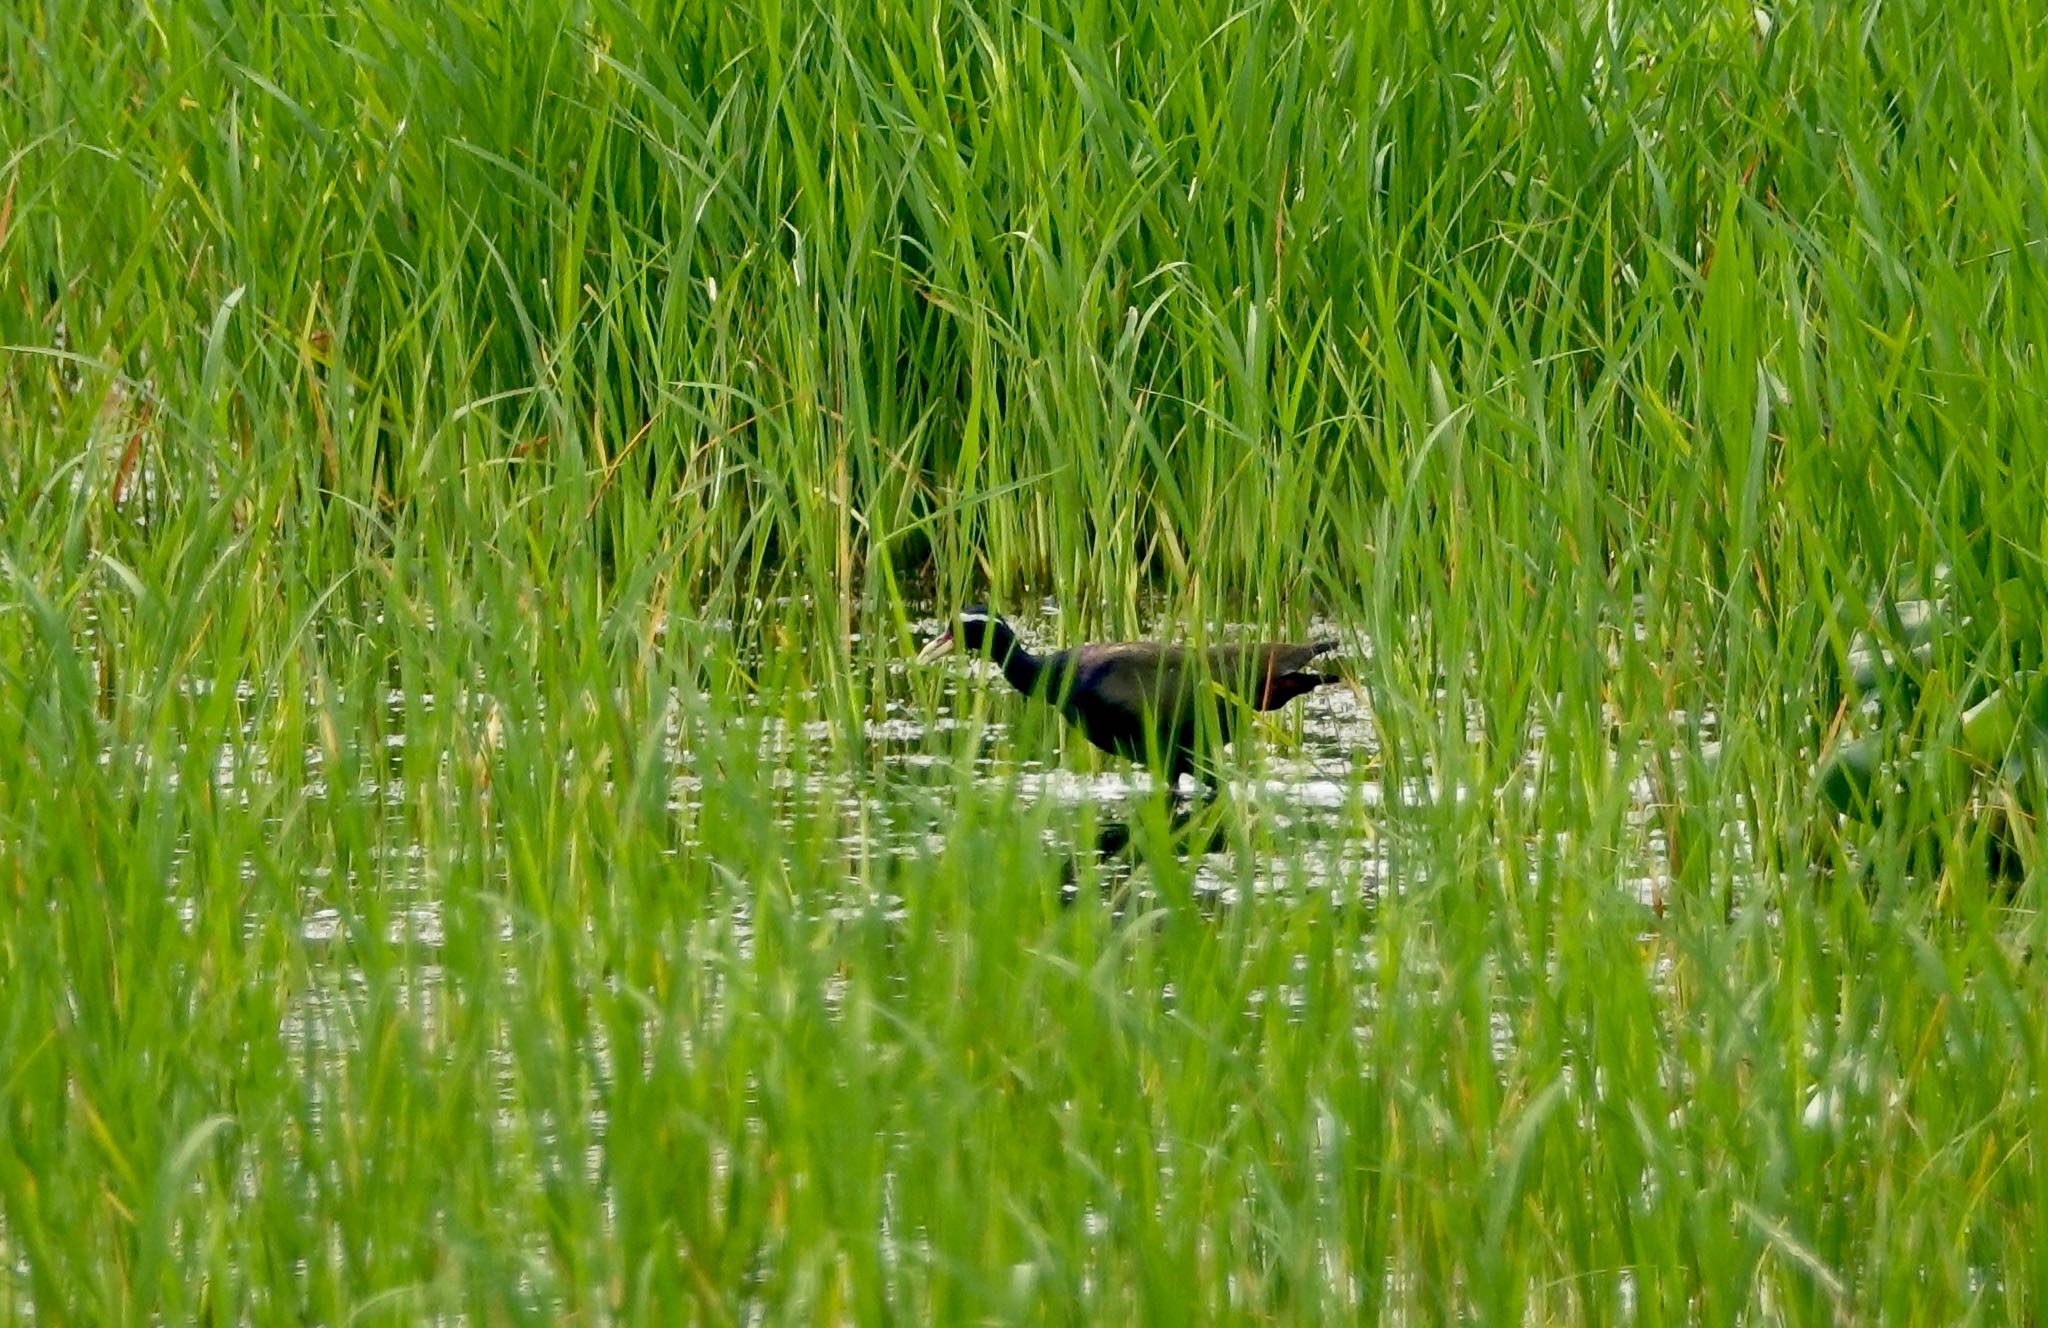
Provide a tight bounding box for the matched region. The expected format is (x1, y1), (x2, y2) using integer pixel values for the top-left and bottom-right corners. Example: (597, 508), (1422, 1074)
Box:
(995, 640), (1049, 697)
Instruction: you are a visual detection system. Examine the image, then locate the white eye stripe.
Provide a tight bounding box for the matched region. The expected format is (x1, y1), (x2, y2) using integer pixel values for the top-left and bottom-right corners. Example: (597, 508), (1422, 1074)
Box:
(958, 611), (992, 626)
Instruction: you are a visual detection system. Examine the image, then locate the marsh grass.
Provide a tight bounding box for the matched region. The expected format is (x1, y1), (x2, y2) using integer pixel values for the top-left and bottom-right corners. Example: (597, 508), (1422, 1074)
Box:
(3, 0), (2047, 1319)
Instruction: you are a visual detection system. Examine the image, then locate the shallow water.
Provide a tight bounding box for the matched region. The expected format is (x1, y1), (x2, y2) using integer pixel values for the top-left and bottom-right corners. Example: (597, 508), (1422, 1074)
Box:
(156, 608), (1690, 956)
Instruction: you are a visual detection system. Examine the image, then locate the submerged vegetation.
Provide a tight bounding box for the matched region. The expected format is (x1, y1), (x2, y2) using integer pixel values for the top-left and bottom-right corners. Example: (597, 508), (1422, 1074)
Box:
(2, 0), (2044, 1318)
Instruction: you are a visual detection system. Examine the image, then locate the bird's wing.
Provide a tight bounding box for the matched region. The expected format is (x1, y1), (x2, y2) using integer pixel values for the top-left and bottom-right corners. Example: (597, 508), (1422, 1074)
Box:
(1068, 643), (1200, 716)
(1069, 640), (1339, 716)
(1203, 641), (1341, 707)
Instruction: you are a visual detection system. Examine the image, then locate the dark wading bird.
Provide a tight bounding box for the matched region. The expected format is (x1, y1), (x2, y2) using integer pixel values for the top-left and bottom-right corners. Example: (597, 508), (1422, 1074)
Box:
(916, 607), (1343, 879)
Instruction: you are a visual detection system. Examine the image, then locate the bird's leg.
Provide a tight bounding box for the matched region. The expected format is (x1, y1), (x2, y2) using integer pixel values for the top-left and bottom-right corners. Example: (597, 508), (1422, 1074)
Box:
(1058, 813), (1138, 907)
(1061, 786), (1191, 909)
(1169, 778), (1230, 856)
(1060, 779), (1225, 910)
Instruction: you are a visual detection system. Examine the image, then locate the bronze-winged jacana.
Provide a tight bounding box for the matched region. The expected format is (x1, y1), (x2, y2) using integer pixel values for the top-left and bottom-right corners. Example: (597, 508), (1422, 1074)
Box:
(916, 607), (1341, 785)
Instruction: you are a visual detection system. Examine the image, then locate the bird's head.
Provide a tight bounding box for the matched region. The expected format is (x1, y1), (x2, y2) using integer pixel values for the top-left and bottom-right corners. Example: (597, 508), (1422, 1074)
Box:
(916, 605), (1018, 664)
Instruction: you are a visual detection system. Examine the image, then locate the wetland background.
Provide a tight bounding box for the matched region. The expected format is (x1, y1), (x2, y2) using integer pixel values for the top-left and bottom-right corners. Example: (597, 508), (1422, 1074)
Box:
(3, 0), (2046, 1320)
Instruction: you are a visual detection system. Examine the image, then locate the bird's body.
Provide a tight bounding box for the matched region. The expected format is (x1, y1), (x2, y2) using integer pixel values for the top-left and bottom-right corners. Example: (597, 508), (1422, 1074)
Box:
(919, 609), (1340, 783)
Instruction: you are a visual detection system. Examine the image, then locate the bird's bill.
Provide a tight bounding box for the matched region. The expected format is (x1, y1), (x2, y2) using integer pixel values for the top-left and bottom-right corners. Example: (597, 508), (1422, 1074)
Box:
(915, 630), (958, 664)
